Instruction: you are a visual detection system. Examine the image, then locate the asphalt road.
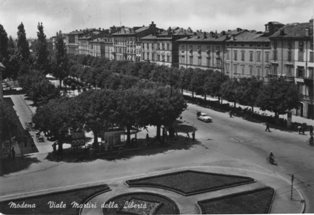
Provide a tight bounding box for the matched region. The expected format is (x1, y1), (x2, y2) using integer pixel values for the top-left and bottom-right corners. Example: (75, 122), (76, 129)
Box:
(0, 101), (313, 212)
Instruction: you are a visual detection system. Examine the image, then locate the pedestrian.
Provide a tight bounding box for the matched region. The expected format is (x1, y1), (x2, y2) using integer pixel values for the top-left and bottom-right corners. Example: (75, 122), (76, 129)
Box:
(192, 130), (195, 140)
(302, 123), (306, 135)
(146, 133), (149, 145)
(229, 110), (233, 118)
(298, 125), (302, 134)
(186, 132), (190, 139)
(265, 122), (271, 132)
(310, 125), (313, 136)
(11, 147), (15, 160)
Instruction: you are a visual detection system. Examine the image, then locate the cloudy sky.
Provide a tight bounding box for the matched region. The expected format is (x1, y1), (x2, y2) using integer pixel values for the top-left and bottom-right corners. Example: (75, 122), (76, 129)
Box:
(0, 0), (313, 38)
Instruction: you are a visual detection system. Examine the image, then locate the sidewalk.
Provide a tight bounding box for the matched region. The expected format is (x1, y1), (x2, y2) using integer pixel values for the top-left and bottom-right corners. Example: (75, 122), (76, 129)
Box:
(183, 90), (314, 126)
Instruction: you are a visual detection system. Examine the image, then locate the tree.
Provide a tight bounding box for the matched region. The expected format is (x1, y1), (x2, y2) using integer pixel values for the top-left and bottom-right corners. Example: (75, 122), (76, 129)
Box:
(0, 24), (8, 62)
(35, 22), (49, 72)
(54, 31), (68, 88)
(17, 23), (30, 63)
(220, 78), (241, 107)
(237, 78), (263, 111)
(257, 78), (300, 118)
(204, 71), (228, 103)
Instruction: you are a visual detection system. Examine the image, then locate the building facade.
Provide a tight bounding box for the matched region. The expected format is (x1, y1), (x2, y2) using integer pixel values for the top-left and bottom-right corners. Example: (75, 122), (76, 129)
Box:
(270, 20), (314, 118)
(141, 28), (193, 67)
(225, 30), (271, 79)
(177, 32), (227, 72)
(111, 22), (159, 62)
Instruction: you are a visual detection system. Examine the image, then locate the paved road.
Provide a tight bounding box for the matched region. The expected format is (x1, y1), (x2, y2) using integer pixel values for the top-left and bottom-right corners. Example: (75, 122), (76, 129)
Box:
(0, 102), (313, 212)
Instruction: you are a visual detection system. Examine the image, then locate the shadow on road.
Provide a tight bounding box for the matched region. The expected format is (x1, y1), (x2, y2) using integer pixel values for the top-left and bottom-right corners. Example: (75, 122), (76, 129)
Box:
(45, 135), (201, 163)
(0, 156), (41, 176)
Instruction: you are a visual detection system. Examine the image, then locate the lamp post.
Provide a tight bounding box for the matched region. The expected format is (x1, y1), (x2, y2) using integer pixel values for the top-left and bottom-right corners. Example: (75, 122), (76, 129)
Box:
(0, 62), (5, 160)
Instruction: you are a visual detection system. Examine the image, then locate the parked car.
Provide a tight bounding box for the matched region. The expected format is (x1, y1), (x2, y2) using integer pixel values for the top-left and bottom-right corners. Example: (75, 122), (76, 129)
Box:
(197, 112), (213, 122)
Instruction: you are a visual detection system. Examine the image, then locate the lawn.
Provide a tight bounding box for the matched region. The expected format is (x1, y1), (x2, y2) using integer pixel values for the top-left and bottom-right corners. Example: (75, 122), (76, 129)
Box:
(126, 170), (255, 196)
(198, 187), (275, 214)
(102, 192), (179, 215)
(0, 184), (110, 215)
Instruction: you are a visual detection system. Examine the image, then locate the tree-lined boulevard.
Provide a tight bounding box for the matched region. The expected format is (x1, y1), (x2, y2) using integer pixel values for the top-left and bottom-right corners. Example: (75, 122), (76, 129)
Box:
(0, 101), (314, 212)
(1, 21), (313, 213)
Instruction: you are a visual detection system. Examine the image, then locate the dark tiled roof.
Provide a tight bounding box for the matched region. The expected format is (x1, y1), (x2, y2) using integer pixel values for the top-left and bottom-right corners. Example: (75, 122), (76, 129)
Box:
(228, 31), (270, 42)
(270, 22), (313, 38)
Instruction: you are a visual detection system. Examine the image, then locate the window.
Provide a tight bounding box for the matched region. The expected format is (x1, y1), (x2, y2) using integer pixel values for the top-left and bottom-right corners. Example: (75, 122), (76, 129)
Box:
(180, 55), (185, 64)
(241, 65), (245, 75)
(234, 64), (238, 74)
(250, 51), (254, 62)
(256, 51), (261, 62)
(257, 67), (261, 77)
(241, 50), (245, 61)
(299, 41), (304, 52)
(310, 51), (314, 62)
(234, 50), (238, 61)
(265, 52), (270, 62)
(226, 50), (230, 60)
(167, 55), (170, 62)
(249, 65), (253, 75)
(152, 53), (155, 61)
(167, 43), (170, 50)
(198, 55), (202, 65)
(189, 56), (193, 65)
(297, 67), (305, 78)
(207, 56), (210, 67)
(157, 54), (160, 61)
(273, 50), (277, 61)
(309, 67), (314, 79)
(272, 65), (278, 76)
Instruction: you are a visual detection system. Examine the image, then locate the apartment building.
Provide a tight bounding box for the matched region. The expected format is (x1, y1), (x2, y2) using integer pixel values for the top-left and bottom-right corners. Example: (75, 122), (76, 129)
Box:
(141, 28), (193, 67)
(65, 30), (84, 55)
(89, 36), (113, 59)
(111, 22), (159, 62)
(225, 30), (271, 79)
(270, 19), (314, 118)
(177, 31), (227, 72)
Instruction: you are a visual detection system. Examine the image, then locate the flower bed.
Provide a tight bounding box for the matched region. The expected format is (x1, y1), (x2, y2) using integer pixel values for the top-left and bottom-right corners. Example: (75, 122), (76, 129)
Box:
(126, 170), (255, 196)
(198, 187), (275, 214)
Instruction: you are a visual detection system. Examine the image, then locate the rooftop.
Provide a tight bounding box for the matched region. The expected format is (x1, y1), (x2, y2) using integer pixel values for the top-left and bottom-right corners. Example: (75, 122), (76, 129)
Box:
(270, 21), (313, 39)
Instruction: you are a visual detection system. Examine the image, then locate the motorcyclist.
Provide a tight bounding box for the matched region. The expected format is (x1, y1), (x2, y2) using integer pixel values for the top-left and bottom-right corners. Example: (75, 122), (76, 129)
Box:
(269, 152), (275, 164)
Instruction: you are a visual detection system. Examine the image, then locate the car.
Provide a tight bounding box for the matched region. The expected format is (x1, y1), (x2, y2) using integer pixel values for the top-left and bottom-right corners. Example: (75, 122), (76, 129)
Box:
(197, 112), (213, 122)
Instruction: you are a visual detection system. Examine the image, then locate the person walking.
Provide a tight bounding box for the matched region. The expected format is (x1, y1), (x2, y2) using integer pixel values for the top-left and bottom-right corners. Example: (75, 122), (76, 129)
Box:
(265, 122), (271, 132)
(310, 125), (313, 136)
(11, 147), (15, 160)
(192, 130), (195, 140)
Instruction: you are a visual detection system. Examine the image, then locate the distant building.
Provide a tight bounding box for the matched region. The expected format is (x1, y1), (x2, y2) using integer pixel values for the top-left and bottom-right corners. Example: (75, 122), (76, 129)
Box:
(177, 31), (227, 72)
(65, 30), (85, 55)
(111, 22), (159, 62)
(141, 27), (193, 67)
(225, 29), (271, 79)
(270, 19), (314, 118)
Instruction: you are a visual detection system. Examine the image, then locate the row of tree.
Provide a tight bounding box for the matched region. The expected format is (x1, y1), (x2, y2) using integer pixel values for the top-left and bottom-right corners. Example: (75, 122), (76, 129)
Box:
(33, 87), (186, 150)
(66, 55), (300, 118)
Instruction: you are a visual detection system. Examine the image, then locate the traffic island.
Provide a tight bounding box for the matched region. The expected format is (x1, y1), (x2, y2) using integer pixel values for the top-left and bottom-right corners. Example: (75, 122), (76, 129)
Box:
(102, 192), (180, 215)
(198, 187), (275, 214)
(126, 170), (255, 196)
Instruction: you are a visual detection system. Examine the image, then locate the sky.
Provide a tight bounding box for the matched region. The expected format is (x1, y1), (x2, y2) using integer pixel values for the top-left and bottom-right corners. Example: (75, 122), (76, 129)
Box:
(0, 0), (313, 38)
